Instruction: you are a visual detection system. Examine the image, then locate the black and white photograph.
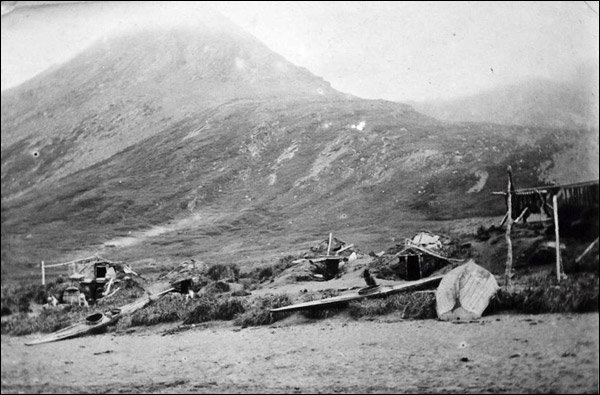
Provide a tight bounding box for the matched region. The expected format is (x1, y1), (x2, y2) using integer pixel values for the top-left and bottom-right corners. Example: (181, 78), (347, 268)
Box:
(1, 1), (598, 393)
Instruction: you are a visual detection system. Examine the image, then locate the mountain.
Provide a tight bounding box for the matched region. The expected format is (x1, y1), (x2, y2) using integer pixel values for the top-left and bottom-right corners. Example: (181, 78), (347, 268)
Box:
(1, 24), (342, 198)
(410, 74), (600, 131)
(2, 21), (597, 274)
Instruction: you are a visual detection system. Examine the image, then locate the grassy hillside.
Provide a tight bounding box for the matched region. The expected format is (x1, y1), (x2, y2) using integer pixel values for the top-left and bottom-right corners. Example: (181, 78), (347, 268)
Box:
(2, 26), (597, 280)
(411, 75), (600, 132)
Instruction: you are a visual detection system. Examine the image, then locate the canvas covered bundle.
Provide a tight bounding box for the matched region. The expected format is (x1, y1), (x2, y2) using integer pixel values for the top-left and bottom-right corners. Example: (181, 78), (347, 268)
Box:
(435, 260), (499, 321)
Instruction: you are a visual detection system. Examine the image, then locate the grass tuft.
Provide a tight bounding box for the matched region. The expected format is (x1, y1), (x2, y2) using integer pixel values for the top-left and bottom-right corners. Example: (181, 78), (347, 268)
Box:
(0, 304), (90, 336)
(348, 292), (437, 319)
(487, 272), (599, 315)
(234, 294), (292, 327)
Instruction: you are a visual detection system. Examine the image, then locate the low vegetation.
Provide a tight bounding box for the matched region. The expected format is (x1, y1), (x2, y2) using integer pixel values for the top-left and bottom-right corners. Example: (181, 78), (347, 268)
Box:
(487, 272), (599, 315)
(1, 253), (598, 337)
(0, 278), (68, 316)
(239, 255), (301, 284)
(1, 304), (90, 336)
(348, 292), (437, 319)
(234, 294), (293, 327)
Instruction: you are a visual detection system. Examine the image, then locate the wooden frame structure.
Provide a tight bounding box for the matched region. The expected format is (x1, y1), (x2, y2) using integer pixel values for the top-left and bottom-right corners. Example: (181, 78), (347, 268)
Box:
(494, 177), (599, 282)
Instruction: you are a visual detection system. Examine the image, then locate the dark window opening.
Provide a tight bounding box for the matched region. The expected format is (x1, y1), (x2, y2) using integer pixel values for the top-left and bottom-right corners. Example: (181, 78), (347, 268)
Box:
(323, 259), (340, 280)
(95, 265), (107, 279)
(405, 255), (422, 280)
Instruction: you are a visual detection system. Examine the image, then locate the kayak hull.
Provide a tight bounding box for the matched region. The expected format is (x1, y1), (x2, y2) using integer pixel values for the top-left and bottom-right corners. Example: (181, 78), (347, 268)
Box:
(270, 275), (443, 313)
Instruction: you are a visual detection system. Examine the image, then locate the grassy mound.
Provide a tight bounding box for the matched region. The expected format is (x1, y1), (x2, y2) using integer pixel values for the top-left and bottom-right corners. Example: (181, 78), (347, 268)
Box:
(348, 292), (437, 319)
(0, 304), (90, 336)
(183, 296), (246, 324)
(127, 294), (248, 327)
(488, 272), (599, 315)
(0, 278), (71, 316)
(234, 294), (292, 327)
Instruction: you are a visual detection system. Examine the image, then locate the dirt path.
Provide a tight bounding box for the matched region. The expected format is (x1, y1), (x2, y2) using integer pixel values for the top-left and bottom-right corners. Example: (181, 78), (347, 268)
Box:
(2, 313), (598, 393)
(101, 211), (226, 249)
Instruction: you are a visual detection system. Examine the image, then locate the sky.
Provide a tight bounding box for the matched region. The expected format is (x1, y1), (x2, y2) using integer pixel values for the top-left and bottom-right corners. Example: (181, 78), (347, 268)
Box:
(1, 1), (599, 101)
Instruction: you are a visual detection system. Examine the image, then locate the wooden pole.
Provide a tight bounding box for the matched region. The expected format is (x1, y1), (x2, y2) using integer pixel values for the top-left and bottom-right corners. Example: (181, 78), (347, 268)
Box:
(327, 232), (333, 256)
(575, 237), (599, 264)
(505, 166), (513, 288)
(41, 260), (46, 286)
(553, 194), (562, 281)
(499, 213), (509, 227)
(515, 207), (529, 223)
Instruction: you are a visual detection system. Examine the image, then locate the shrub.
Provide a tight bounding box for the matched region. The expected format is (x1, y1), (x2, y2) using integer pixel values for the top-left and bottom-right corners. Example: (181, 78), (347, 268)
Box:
(1, 305), (90, 336)
(234, 294), (292, 327)
(202, 281), (231, 295)
(487, 273), (599, 315)
(257, 266), (273, 282)
(182, 298), (213, 325)
(182, 296), (247, 324)
(348, 292), (437, 319)
(475, 225), (491, 241)
(211, 298), (246, 321)
(130, 297), (183, 327)
(240, 255), (301, 284)
(206, 263), (240, 282)
(1, 282), (51, 316)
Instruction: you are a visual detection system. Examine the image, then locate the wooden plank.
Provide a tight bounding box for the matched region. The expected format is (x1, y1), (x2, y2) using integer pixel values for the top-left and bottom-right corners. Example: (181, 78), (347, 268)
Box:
(118, 287), (174, 316)
(513, 179), (597, 194)
(336, 244), (354, 254)
(402, 243), (464, 263)
(43, 255), (101, 268)
(515, 207), (529, 223)
(310, 256), (342, 263)
(575, 238), (599, 264)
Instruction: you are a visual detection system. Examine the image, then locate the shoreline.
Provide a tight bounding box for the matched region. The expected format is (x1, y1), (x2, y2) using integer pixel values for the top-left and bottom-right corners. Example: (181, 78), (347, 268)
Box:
(2, 312), (598, 394)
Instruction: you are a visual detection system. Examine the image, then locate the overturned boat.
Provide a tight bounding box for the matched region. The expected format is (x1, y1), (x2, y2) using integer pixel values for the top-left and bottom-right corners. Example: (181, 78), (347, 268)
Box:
(435, 260), (499, 321)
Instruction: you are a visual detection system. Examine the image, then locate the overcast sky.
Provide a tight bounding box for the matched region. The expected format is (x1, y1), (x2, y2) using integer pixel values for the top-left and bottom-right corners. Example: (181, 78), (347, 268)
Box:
(1, 1), (599, 101)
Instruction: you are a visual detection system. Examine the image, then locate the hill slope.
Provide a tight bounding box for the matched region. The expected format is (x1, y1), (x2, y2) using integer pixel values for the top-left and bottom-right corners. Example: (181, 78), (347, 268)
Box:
(411, 75), (600, 131)
(2, 25), (597, 274)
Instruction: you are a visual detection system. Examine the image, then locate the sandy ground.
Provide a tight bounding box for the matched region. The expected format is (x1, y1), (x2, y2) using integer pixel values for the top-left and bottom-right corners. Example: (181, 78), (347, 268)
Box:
(2, 312), (598, 394)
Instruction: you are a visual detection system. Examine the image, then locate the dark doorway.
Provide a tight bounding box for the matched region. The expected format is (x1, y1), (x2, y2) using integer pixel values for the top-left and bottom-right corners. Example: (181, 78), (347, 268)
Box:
(405, 255), (422, 280)
(95, 265), (107, 279)
(323, 258), (340, 280)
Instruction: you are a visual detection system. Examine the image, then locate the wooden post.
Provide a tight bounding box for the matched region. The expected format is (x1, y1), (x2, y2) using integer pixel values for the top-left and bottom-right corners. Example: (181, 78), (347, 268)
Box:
(575, 237), (599, 264)
(327, 232), (333, 256)
(553, 194), (562, 282)
(505, 166), (513, 288)
(499, 213), (509, 227)
(515, 207), (529, 223)
(41, 260), (46, 286)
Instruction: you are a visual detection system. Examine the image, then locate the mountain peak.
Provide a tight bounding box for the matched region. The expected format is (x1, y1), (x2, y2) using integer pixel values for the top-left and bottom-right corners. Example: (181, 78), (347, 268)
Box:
(0, 21), (350, 199)
(3, 24), (341, 107)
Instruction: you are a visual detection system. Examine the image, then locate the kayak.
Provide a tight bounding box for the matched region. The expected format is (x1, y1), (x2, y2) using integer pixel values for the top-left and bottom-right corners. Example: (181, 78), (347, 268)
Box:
(270, 275), (443, 313)
(25, 287), (175, 346)
(25, 310), (120, 346)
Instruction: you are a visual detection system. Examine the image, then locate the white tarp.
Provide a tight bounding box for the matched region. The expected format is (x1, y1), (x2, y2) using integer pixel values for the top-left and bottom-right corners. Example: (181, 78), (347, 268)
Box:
(436, 260), (499, 321)
(410, 232), (442, 251)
